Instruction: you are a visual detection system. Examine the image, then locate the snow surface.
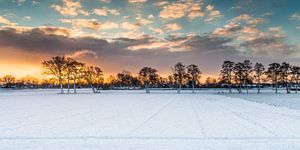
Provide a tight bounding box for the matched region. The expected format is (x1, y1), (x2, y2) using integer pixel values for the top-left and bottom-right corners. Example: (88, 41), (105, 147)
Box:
(1, 89), (300, 149)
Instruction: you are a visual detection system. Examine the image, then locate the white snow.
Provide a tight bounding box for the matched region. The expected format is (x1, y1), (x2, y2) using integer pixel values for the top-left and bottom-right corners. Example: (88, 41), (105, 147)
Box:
(0, 89), (300, 149)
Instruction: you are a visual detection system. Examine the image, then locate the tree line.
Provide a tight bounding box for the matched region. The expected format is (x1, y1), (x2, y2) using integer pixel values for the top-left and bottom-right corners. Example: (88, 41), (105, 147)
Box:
(219, 60), (300, 94)
(0, 56), (299, 94)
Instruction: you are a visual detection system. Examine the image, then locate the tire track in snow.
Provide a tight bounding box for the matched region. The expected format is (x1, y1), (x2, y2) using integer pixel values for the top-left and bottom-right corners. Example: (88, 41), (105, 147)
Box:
(189, 95), (206, 138)
(62, 95), (166, 133)
(205, 97), (277, 137)
(127, 96), (176, 135)
(220, 95), (300, 122)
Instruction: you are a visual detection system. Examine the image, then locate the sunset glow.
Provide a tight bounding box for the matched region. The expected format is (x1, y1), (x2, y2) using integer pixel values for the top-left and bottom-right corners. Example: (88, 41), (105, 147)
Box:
(0, 0), (300, 79)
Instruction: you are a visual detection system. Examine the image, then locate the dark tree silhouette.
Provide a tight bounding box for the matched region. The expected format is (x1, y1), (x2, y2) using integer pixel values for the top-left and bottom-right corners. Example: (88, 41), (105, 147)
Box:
(291, 66), (300, 93)
(65, 58), (76, 93)
(2, 75), (16, 88)
(94, 67), (104, 93)
(42, 56), (66, 94)
(84, 66), (97, 93)
(253, 62), (265, 93)
(186, 64), (201, 93)
(241, 60), (253, 94)
(220, 61), (235, 93)
(279, 62), (291, 93)
(173, 62), (187, 93)
(139, 67), (158, 93)
(117, 70), (133, 89)
(233, 62), (244, 93)
(266, 63), (281, 93)
(71, 61), (85, 93)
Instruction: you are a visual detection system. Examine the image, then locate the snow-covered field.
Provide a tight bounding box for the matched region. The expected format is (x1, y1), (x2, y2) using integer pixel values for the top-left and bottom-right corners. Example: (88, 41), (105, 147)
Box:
(1, 89), (300, 150)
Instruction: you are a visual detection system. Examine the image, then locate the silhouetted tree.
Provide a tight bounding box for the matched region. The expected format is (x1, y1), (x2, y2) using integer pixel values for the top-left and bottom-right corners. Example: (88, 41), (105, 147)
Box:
(65, 58), (76, 93)
(266, 63), (281, 93)
(117, 70), (133, 89)
(220, 61), (235, 93)
(291, 66), (300, 93)
(94, 67), (104, 93)
(71, 61), (85, 93)
(253, 63), (265, 93)
(84, 66), (97, 93)
(173, 62), (187, 93)
(42, 56), (66, 93)
(279, 62), (291, 93)
(2, 75), (16, 88)
(139, 67), (158, 93)
(233, 62), (244, 93)
(242, 60), (252, 94)
(187, 64), (201, 93)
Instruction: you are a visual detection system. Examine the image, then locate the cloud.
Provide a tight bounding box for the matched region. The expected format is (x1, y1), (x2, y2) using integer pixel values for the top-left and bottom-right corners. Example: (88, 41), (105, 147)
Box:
(289, 13), (300, 20)
(261, 12), (273, 17)
(93, 7), (120, 16)
(204, 5), (221, 22)
(149, 27), (164, 34)
(212, 14), (299, 56)
(0, 16), (17, 26)
(156, 0), (221, 22)
(164, 23), (182, 31)
(61, 19), (119, 31)
(121, 22), (140, 31)
(13, 0), (26, 6)
(100, 0), (111, 3)
(136, 15), (153, 26)
(51, 0), (89, 16)
(23, 16), (32, 21)
(65, 49), (97, 59)
(2, 25), (297, 75)
(128, 0), (147, 3)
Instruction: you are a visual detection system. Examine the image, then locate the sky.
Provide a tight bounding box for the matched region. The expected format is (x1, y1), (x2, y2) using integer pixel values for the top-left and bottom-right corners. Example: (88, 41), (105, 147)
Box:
(0, 0), (300, 79)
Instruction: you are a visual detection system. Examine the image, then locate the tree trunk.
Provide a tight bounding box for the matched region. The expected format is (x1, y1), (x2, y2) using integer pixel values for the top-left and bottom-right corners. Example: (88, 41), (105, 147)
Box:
(73, 80), (77, 93)
(246, 83), (249, 94)
(59, 78), (64, 94)
(67, 75), (70, 94)
(275, 82), (278, 94)
(177, 84), (181, 94)
(145, 83), (150, 93)
(192, 80), (195, 93)
(296, 80), (298, 94)
(229, 83), (232, 93)
(258, 80), (260, 94)
(90, 84), (95, 93)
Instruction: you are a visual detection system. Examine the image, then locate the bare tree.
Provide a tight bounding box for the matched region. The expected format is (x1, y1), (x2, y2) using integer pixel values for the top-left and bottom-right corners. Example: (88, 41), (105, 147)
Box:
(253, 63), (265, 93)
(291, 66), (300, 93)
(242, 60), (252, 94)
(187, 64), (201, 93)
(71, 61), (85, 93)
(139, 67), (158, 93)
(2, 75), (16, 88)
(84, 66), (97, 93)
(94, 67), (104, 93)
(233, 62), (244, 93)
(220, 61), (235, 93)
(266, 63), (281, 93)
(117, 70), (133, 89)
(279, 62), (291, 93)
(65, 58), (76, 93)
(42, 56), (66, 94)
(173, 62), (187, 93)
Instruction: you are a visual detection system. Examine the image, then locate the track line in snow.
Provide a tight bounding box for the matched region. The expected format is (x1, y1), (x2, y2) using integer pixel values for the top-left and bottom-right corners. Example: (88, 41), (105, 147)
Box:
(189, 95), (206, 138)
(205, 97), (277, 137)
(1, 136), (300, 141)
(127, 97), (176, 135)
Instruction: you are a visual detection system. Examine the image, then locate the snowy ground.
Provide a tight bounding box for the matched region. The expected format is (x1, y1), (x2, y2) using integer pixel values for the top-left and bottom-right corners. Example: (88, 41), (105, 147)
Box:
(1, 89), (300, 149)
